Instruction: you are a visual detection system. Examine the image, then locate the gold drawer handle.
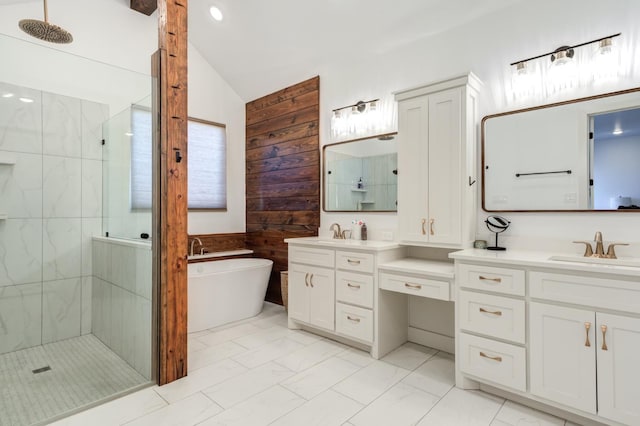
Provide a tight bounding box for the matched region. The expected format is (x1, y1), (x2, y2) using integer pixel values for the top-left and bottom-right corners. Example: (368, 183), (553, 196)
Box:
(304, 273), (309, 287)
(429, 218), (434, 236)
(404, 283), (422, 290)
(347, 315), (361, 323)
(421, 218), (426, 235)
(479, 352), (502, 362)
(309, 273), (314, 288)
(584, 322), (591, 347)
(478, 276), (502, 283)
(601, 325), (608, 351)
(479, 307), (502, 316)
(347, 283), (361, 289)
(347, 259), (361, 265)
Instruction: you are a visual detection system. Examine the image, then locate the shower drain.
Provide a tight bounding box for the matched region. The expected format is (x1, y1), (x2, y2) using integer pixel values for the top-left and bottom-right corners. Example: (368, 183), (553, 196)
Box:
(32, 366), (51, 374)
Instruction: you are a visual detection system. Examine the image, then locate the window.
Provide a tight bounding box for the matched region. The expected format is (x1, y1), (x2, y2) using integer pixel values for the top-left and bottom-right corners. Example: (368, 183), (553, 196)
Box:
(130, 107), (227, 210)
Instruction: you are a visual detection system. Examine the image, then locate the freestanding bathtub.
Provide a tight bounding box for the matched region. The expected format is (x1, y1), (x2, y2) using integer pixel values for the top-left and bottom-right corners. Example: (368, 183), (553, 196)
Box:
(188, 258), (273, 333)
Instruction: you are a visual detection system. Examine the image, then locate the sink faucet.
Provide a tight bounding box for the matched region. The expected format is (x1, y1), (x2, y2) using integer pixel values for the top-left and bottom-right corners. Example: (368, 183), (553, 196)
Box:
(593, 231), (605, 257)
(190, 237), (203, 256)
(573, 232), (629, 259)
(329, 223), (343, 239)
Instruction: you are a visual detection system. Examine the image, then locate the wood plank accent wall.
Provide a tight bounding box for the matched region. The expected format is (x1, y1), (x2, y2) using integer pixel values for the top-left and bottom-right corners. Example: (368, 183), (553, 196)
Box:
(187, 233), (247, 255)
(245, 77), (320, 304)
(157, 0), (188, 385)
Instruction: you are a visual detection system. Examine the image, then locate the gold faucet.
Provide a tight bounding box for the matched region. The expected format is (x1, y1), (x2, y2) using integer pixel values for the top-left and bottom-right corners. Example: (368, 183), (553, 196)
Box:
(329, 223), (343, 239)
(593, 231), (605, 258)
(573, 232), (629, 259)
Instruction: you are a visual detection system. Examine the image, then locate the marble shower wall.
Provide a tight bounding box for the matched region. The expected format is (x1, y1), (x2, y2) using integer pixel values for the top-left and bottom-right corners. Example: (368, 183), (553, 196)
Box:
(0, 81), (108, 355)
(91, 237), (152, 380)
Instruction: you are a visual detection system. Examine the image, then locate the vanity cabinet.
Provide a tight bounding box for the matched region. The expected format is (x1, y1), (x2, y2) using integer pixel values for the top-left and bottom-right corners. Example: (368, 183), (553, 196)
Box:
(286, 238), (404, 357)
(288, 246), (336, 331)
(395, 73), (481, 248)
(451, 250), (640, 426)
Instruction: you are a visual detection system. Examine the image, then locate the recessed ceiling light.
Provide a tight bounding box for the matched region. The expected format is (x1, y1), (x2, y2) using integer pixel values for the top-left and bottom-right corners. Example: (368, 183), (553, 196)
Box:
(2, 93), (14, 98)
(209, 5), (223, 21)
(125, 132), (134, 137)
(19, 97), (34, 103)
(613, 129), (623, 135)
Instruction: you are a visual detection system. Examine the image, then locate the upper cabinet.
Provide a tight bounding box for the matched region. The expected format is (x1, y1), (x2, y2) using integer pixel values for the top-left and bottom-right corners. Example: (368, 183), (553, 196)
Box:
(394, 73), (482, 248)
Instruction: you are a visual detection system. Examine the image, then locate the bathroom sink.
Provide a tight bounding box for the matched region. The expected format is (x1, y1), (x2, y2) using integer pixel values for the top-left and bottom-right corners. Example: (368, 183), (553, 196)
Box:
(548, 255), (640, 268)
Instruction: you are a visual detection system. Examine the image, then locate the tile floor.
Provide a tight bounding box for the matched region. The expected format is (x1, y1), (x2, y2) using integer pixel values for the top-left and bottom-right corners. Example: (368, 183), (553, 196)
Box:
(51, 303), (580, 426)
(0, 335), (149, 426)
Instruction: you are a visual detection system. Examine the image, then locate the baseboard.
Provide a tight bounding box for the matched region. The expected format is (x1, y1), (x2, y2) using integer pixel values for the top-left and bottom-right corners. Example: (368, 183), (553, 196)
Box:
(408, 326), (455, 354)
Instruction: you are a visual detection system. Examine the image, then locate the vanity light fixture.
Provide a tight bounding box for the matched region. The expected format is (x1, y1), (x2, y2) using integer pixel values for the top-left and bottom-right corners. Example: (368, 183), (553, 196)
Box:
(510, 33), (621, 98)
(209, 5), (223, 22)
(331, 97), (397, 141)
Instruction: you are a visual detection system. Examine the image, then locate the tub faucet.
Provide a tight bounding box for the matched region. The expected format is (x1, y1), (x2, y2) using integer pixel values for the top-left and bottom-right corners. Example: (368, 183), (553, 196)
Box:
(190, 237), (203, 256)
(329, 223), (343, 239)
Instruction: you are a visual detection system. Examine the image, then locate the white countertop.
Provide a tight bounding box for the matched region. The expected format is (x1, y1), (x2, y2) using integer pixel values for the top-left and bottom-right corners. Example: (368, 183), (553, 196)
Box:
(379, 258), (454, 280)
(449, 248), (640, 277)
(284, 236), (401, 251)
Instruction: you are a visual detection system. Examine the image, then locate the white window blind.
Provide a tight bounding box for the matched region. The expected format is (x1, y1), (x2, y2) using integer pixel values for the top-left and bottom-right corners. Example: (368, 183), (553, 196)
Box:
(130, 107), (227, 210)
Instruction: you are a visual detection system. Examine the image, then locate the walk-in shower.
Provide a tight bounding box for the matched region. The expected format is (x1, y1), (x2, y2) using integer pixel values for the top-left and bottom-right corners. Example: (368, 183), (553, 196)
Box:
(0, 34), (157, 426)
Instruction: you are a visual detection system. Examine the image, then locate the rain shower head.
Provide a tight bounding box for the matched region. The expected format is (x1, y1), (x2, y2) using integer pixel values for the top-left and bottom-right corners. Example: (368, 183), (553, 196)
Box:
(18, 0), (73, 44)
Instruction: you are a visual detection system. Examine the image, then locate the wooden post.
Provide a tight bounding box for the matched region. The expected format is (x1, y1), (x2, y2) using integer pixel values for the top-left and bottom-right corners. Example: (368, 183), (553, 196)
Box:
(156, 0), (188, 385)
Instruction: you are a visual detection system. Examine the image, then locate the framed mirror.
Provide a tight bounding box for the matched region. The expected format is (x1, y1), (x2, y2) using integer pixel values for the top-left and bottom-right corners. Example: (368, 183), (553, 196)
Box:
(323, 132), (397, 212)
(482, 87), (640, 212)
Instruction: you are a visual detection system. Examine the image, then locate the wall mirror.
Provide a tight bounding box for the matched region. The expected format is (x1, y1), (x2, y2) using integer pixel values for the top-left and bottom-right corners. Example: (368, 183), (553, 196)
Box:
(324, 132), (397, 212)
(483, 87), (640, 212)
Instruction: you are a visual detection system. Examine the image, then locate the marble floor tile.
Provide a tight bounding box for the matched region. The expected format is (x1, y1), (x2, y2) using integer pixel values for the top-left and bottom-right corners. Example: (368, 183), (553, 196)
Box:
(381, 341), (438, 371)
(198, 385), (305, 426)
(122, 392), (223, 426)
(336, 347), (376, 368)
(154, 358), (247, 404)
(188, 340), (248, 372)
(332, 359), (411, 405)
(203, 361), (295, 409)
(401, 352), (455, 397)
(195, 322), (263, 347)
(348, 382), (440, 426)
(417, 387), (504, 426)
(273, 339), (347, 372)
(270, 389), (363, 426)
(281, 356), (362, 400)
(50, 387), (166, 426)
(233, 337), (305, 369)
(494, 400), (566, 426)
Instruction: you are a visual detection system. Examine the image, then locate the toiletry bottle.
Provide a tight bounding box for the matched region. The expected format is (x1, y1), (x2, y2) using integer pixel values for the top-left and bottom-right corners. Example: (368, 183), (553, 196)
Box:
(357, 177), (363, 189)
(361, 223), (367, 240)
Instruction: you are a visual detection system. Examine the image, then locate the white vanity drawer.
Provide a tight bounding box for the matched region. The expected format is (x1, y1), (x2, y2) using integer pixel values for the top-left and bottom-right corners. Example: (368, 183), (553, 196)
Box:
(459, 290), (525, 344)
(530, 271), (640, 313)
(459, 332), (526, 392)
(335, 302), (373, 343)
(289, 246), (335, 268)
(458, 263), (525, 296)
(336, 271), (373, 309)
(379, 271), (451, 301)
(336, 251), (374, 274)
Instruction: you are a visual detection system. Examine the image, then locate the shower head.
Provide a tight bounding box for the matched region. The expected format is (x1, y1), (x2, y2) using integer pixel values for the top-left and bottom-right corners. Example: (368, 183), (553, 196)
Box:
(18, 0), (73, 44)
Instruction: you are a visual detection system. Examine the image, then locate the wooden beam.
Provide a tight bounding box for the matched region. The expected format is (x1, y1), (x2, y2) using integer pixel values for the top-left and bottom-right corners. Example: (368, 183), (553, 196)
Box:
(131, 0), (157, 16)
(157, 0), (188, 385)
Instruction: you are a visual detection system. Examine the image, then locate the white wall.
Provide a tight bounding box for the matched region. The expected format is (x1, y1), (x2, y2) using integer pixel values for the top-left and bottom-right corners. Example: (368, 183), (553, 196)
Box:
(187, 44), (246, 235)
(318, 0), (640, 252)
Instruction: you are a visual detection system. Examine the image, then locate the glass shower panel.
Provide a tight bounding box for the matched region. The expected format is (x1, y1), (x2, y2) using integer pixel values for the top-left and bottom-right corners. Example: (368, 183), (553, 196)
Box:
(0, 33), (156, 426)
(102, 95), (153, 241)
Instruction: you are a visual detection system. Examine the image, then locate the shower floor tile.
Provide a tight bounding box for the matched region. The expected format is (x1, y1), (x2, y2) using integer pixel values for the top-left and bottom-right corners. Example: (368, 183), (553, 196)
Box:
(0, 334), (150, 426)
